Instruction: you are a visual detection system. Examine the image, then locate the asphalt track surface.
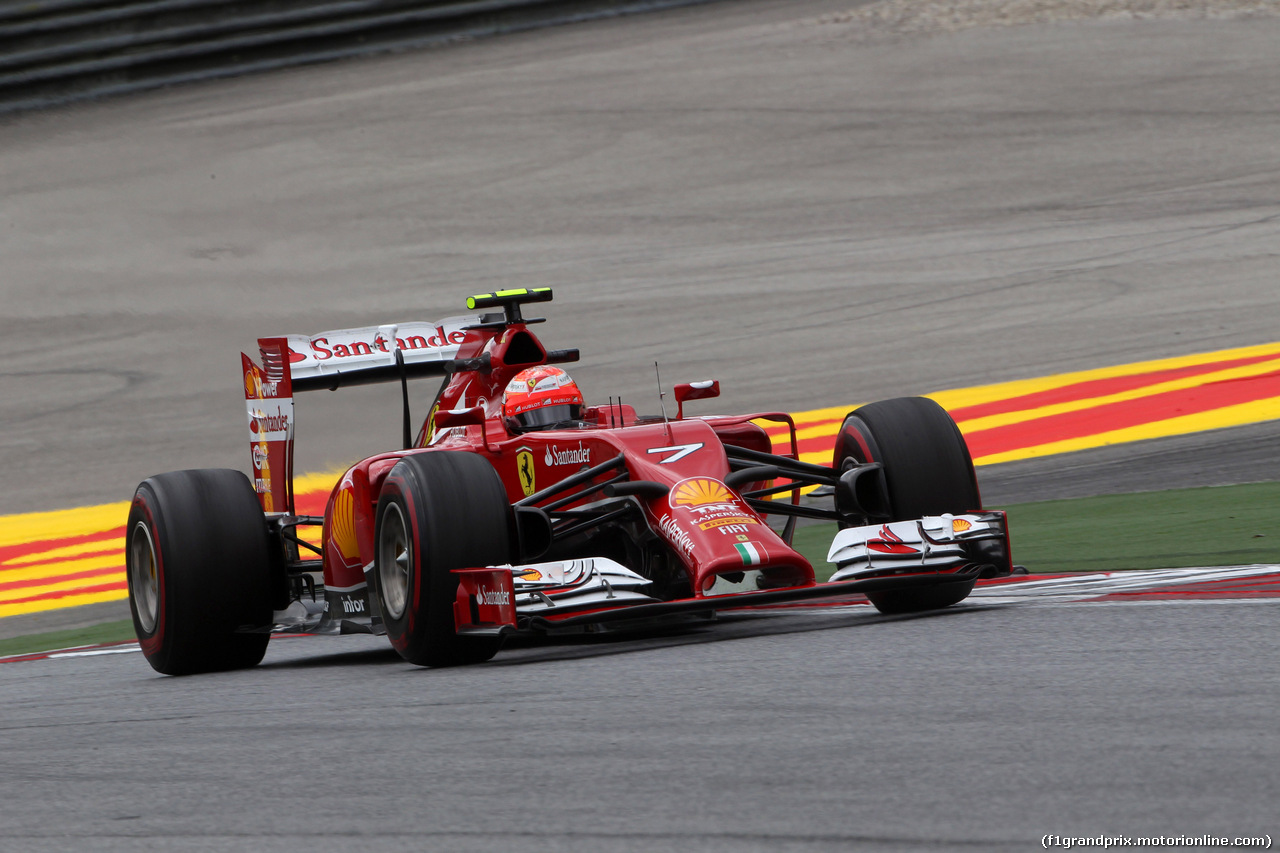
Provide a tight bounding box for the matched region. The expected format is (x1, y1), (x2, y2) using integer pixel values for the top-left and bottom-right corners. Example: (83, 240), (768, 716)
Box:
(4, 599), (1278, 852)
(2, 0), (1280, 849)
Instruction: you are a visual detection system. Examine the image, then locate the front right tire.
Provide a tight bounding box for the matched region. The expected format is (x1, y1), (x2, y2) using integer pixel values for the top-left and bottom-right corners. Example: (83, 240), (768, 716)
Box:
(832, 397), (982, 615)
(833, 396), (981, 521)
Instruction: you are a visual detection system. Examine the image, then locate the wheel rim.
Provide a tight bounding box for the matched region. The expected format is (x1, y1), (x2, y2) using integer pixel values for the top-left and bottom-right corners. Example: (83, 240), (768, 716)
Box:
(378, 503), (413, 621)
(128, 521), (159, 634)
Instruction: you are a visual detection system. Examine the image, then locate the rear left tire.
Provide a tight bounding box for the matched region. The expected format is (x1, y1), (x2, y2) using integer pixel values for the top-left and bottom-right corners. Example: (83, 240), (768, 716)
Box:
(126, 469), (273, 675)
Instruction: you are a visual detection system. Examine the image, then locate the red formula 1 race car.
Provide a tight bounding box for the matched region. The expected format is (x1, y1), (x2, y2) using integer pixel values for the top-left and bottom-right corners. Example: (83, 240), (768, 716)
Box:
(125, 289), (1013, 674)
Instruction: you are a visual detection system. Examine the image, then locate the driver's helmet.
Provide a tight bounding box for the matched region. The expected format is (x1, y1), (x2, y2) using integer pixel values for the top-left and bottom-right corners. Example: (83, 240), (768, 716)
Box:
(502, 366), (585, 432)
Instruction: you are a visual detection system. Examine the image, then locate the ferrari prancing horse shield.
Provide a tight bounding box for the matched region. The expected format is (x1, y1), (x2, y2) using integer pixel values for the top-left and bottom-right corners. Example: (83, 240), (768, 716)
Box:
(516, 448), (536, 496)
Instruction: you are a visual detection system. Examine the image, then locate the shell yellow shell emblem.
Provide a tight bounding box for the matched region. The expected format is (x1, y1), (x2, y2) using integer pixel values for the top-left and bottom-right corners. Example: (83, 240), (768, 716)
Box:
(332, 487), (360, 562)
(672, 478), (732, 507)
(952, 518), (972, 533)
(422, 402), (440, 446)
(516, 448), (536, 497)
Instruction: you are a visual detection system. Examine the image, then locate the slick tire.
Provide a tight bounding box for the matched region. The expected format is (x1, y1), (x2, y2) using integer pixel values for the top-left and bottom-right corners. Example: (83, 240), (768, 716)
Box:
(865, 577), (976, 615)
(126, 469), (273, 675)
(373, 451), (512, 667)
(832, 397), (981, 614)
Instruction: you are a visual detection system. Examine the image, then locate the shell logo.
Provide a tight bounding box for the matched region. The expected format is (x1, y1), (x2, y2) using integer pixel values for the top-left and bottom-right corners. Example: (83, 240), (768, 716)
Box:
(244, 370), (258, 398)
(332, 487), (360, 562)
(951, 518), (972, 533)
(672, 478), (732, 507)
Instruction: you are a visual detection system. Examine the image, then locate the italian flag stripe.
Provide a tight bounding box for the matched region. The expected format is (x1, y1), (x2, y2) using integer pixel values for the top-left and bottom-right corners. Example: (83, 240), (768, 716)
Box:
(734, 542), (762, 566)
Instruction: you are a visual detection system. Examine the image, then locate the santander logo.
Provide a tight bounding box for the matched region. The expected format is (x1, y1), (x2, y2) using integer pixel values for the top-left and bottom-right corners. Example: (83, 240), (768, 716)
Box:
(477, 585), (511, 606)
(248, 407), (290, 434)
(545, 442), (590, 467)
(302, 327), (467, 362)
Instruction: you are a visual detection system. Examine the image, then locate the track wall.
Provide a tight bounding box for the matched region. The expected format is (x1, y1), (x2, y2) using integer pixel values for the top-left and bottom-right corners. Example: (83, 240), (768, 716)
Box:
(0, 0), (716, 112)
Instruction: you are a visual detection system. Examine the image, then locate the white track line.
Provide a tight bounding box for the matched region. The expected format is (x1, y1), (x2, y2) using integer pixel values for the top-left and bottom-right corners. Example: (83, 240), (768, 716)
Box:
(970, 564), (1280, 604)
(6, 566), (1278, 662)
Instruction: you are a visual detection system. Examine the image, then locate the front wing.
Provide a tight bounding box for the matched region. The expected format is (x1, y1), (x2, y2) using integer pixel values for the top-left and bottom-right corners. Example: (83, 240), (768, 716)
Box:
(269, 512), (1009, 636)
(452, 511), (1011, 635)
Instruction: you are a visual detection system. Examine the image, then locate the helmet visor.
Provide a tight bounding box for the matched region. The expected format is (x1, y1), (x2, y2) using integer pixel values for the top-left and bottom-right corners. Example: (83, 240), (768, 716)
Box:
(515, 404), (582, 430)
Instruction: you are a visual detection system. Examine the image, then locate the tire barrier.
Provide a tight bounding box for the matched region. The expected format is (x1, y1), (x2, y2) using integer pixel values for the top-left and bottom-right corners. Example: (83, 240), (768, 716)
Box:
(0, 0), (716, 113)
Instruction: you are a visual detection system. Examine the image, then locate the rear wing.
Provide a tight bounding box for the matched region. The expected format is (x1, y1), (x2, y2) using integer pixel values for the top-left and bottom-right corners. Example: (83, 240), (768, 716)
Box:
(241, 289), (569, 516)
(282, 316), (480, 391)
(241, 316), (480, 514)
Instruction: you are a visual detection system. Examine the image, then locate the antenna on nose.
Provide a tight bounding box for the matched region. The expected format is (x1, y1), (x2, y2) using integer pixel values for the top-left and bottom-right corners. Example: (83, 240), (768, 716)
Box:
(655, 361), (671, 440)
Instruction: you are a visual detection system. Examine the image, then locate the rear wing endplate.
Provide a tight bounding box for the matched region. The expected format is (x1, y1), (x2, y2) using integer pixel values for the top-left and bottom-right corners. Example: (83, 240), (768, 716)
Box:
(241, 315), (480, 514)
(242, 347), (295, 515)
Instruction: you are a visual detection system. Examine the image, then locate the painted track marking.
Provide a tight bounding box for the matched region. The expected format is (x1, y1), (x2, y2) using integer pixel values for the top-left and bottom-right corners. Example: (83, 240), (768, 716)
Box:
(4, 565), (1277, 664)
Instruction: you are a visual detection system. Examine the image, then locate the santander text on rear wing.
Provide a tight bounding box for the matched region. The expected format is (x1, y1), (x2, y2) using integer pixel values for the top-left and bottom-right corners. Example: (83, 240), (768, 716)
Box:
(241, 316), (480, 514)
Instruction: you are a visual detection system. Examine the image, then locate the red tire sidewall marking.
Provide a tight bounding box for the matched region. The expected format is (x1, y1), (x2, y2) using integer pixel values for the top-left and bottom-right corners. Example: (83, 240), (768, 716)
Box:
(131, 492), (166, 659)
(381, 471), (421, 650)
(836, 418), (876, 466)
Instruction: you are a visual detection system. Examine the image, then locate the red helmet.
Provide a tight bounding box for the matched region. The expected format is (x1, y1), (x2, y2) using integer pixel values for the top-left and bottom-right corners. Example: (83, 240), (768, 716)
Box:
(502, 366), (585, 431)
